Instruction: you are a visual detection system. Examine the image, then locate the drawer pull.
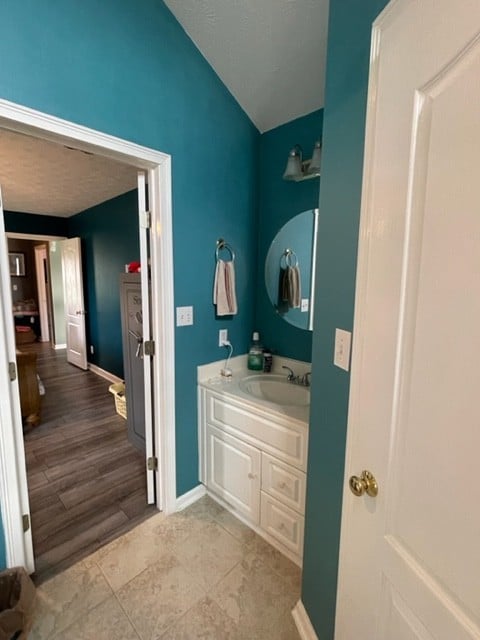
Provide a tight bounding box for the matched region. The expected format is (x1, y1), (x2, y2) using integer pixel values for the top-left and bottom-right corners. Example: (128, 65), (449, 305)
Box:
(278, 481), (288, 490)
(248, 472), (257, 480)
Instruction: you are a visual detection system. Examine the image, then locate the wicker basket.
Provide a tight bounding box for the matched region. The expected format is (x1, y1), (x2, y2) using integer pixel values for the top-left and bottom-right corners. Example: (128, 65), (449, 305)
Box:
(109, 382), (127, 419)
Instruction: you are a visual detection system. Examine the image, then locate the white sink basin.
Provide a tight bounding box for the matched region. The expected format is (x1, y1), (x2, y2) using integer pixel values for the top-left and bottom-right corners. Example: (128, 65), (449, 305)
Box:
(239, 374), (310, 406)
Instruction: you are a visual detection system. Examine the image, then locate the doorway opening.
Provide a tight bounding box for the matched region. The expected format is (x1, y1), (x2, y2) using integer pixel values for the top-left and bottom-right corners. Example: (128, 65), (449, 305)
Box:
(7, 228), (156, 583)
(21, 341), (156, 583)
(0, 98), (176, 577)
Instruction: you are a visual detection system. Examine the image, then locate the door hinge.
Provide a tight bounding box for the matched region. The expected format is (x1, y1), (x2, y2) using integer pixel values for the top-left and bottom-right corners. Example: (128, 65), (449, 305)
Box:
(22, 514), (30, 533)
(140, 211), (151, 229)
(144, 340), (155, 357)
(147, 456), (158, 471)
(8, 362), (16, 382)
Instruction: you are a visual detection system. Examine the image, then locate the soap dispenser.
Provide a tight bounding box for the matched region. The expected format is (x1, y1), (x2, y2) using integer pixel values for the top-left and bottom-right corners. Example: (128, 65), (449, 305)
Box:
(247, 332), (264, 371)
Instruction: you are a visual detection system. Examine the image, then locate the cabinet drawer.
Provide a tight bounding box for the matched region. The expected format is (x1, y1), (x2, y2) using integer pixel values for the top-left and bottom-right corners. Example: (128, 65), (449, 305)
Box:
(260, 492), (304, 558)
(206, 423), (261, 525)
(206, 392), (307, 471)
(261, 453), (306, 515)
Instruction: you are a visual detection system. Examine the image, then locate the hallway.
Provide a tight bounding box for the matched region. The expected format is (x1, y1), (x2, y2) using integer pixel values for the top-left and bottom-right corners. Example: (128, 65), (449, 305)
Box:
(23, 343), (155, 584)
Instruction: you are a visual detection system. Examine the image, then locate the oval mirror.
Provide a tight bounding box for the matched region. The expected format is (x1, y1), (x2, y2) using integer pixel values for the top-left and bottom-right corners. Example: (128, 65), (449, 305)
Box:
(264, 209), (318, 331)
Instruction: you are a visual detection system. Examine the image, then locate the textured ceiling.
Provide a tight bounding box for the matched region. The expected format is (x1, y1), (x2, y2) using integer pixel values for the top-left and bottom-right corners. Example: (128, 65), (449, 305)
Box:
(0, 129), (137, 217)
(164, 0), (329, 132)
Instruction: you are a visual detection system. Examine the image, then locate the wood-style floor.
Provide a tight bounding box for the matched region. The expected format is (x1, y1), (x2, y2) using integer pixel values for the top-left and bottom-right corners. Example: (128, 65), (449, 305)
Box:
(23, 343), (155, 584)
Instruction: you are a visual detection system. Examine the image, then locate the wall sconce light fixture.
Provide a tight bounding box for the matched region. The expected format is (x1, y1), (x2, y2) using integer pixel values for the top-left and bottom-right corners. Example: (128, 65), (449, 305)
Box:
(283, 141), (322, 182)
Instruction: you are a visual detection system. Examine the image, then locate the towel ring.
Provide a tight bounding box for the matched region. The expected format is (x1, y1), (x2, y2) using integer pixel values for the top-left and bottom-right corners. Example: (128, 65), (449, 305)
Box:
(216, 238), (235, 262)
(281, 248), (298, 268)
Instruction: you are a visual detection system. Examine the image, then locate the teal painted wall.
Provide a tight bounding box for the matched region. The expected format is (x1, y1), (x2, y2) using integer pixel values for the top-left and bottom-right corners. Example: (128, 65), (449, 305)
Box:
(0, 0), (258, 500)
(255, 111), (323, 362)
(301, 1), (389, 638)
(4, 211), (67, 237)
(68, 190), (139, 378)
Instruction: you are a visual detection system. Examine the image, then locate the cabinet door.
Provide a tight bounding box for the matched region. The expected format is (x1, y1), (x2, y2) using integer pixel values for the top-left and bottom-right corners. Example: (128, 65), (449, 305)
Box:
(206, 424), (261, 525)
(260, 492), (304, 557)
(261, 452), (306, 515)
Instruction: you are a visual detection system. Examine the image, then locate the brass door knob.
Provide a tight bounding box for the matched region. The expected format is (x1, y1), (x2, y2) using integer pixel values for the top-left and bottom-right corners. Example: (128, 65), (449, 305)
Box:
(349, 470), (378, 497)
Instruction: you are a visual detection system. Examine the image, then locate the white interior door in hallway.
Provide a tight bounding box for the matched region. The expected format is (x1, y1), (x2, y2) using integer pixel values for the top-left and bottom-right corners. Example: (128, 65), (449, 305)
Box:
(335, 1), (480, 638)
(138, 170), (155, 504)
(61, 237), (87, 370)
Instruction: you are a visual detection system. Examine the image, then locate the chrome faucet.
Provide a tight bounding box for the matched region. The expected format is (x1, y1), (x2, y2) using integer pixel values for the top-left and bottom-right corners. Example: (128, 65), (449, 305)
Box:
(302, 372), (311, 387)
(282, 365), (295, 381)
(282, 366), (311, 387)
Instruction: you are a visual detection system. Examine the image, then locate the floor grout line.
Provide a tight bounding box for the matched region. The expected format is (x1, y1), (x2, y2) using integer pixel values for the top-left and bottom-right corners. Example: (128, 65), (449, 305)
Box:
(32, 497), (302, 639)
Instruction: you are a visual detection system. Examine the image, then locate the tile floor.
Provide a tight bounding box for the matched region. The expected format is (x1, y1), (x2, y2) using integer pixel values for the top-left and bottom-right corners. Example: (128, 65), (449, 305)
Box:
(30, 496), (302, 639)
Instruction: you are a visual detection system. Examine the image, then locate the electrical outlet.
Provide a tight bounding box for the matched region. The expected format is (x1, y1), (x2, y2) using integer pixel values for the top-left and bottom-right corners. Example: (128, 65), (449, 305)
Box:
(219, 329), (228, 346)
(176, 306), (194, 326)
(334, 328), (352, 371)
(90, 345), (94, 355)
(301, 298), (309, 312)
(12, 284), (18, 292)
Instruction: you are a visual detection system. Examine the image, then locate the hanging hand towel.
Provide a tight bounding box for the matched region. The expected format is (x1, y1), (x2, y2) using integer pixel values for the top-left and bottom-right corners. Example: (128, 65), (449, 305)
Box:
(286, 265), (301, 309)
(213, 259), (238, 315)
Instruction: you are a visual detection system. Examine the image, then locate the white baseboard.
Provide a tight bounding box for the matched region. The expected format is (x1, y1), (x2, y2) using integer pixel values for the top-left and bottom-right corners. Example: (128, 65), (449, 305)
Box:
(292, 600), (318, 640)
(176, 484), (206, 511)
(88, 362), (122, 384)
(54, 343), (66, 350)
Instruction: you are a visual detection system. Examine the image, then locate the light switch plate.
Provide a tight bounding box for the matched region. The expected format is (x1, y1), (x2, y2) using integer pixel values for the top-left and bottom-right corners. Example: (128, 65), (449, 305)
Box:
(176, 306), (194, 326)
(334, 328), (352, 371)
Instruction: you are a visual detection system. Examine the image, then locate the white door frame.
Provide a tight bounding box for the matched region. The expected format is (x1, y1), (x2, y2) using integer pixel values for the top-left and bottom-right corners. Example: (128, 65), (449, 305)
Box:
(34, 244), (49, 342)
(0, 98), (176, 569)
(8, 233), (67, 349)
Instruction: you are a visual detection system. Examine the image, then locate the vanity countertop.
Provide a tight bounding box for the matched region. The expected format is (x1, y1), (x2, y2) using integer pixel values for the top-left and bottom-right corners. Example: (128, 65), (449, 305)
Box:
(199, 368), (310, 425)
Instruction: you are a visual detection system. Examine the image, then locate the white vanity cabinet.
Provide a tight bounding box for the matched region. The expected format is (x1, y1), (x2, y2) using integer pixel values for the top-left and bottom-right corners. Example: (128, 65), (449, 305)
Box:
(206, 424), (261, 524)
(198, 383), (308, 565)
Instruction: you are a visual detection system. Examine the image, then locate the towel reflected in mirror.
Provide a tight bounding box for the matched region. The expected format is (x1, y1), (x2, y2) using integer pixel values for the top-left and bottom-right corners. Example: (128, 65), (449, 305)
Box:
(278, 264), (301, 311)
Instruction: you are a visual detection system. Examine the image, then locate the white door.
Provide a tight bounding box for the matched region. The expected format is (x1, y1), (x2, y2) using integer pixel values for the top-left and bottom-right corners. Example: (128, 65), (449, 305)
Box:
(34, 244), (50, 342)
(335, 2), (480, 639)
(61, 237), (87, 369)
(0, 187), (34, 572)
(138, 171), (155, 504)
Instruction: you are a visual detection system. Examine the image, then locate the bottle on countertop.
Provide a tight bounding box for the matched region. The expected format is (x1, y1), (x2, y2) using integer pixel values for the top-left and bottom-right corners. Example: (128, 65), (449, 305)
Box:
(263, 349), (273, 373)
(247, 331), (264, 371)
